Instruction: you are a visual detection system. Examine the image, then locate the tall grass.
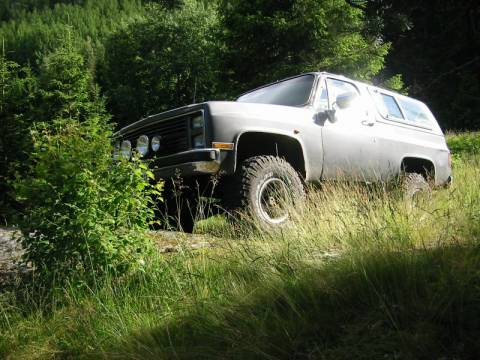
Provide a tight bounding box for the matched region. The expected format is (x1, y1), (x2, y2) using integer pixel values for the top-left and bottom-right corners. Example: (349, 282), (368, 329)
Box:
(1, 133), (479, 359)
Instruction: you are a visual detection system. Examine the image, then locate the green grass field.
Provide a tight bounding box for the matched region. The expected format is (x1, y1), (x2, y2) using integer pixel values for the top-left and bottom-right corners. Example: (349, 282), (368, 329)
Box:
(1, 132), (479, 359)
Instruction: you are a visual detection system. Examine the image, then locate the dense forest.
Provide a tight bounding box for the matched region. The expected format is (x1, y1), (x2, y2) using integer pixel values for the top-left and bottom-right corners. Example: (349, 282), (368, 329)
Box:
(1, 0), (479, 221)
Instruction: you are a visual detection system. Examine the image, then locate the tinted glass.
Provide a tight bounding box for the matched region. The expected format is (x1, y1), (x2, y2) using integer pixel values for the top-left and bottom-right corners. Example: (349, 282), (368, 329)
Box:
(237, 75), (315, 106)
(379, 94), (404, 119)
(327, 79), (359, 102)
(397, 97), (432, 125)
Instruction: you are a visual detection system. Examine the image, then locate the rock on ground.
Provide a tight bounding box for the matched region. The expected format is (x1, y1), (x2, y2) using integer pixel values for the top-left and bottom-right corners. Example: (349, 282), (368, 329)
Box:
(0, 227), (213, 286)
(0, 227), (25, 286)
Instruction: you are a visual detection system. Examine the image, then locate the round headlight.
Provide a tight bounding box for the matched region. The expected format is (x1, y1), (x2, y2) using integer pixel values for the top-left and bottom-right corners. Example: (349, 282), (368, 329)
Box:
(120, 140), (132, 160)
(191, 115), (204, 130)
(151, 136), (161, 152)
(113, 141), (121, 161)
(193, 134), (205, 148)
(136, 135), (149, 157)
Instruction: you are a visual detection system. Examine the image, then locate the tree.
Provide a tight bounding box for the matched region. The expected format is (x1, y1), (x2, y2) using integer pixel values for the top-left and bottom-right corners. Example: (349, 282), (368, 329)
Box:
(35, 30), (102, 122)
(14, 36), (157, 285)
(360, 0), (480, 130)
(218, 0), (390, 95)
(0, 50), (37, 223)
(103, 0), (221, 127)
(0, 0), (146, 68)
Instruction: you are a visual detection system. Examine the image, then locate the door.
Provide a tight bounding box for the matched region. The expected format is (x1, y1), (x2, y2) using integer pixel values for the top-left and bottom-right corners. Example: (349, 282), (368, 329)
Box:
(319, 77), (380, 182)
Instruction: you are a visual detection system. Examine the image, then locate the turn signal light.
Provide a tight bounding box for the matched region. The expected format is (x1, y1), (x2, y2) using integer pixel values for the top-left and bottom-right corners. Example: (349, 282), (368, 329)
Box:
(212, 142), (234, 150)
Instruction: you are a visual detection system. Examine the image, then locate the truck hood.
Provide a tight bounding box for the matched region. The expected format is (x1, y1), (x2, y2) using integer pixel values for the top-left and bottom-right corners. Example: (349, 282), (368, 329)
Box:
(115, 102), (209, 137)
(115, 101), (312, 137)
(207, 101), (312, 121)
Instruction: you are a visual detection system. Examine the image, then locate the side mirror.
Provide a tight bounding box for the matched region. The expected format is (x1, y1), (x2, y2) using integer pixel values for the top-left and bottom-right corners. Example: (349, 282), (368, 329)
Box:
(336, 91), (358, 109)
(325, 109), (337, 123)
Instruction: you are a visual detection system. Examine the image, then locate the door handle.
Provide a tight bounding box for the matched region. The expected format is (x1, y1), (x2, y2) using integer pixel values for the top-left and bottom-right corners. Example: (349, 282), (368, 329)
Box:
(361, 120), (374, 127)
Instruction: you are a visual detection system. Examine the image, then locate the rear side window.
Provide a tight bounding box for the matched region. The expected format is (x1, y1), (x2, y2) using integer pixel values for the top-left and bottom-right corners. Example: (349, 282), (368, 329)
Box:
(396, 97), (432, 126)
(378, 93), (404, 119)
(369, 88), (433, 128)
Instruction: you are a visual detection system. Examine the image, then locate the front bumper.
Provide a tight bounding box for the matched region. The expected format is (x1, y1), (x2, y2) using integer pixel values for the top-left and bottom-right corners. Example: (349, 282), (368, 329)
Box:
(151, 149), (221, 179)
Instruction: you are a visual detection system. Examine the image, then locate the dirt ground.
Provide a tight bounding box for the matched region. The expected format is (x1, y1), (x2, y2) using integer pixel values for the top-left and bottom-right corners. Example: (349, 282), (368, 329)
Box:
(0, 227), (213, 287)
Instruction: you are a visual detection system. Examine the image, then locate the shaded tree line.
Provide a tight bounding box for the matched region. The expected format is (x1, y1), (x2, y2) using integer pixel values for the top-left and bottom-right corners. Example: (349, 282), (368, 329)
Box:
(362, 0), (480, 130)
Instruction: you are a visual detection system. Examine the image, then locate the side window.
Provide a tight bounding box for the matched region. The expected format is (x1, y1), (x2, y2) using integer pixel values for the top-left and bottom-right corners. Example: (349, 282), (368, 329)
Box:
(378, 93), (404, 119)
(369, 87), (432, 127)
(326, 78), (360, 108)
(397, 97), (432, 126)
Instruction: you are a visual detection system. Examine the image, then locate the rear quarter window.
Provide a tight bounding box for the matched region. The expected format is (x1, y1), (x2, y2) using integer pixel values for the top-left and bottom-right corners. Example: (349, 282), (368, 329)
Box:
(396, 97), (433, 126)
(381, 94), (404, 119)
(369, 88), (433, 128)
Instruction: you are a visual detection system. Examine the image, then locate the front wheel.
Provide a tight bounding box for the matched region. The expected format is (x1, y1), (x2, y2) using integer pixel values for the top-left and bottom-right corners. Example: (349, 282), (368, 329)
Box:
(222, 156), (305, 227)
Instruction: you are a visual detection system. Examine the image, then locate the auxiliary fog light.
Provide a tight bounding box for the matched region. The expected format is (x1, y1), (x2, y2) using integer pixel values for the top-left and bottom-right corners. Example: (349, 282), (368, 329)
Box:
(191, 115), (204, 130)
(136, 135), (149, 157)
(113, 141), (121, 161)
(193, 134), (205, 148)
(120, 140), (132, 160)
(151, 136), (161, 152)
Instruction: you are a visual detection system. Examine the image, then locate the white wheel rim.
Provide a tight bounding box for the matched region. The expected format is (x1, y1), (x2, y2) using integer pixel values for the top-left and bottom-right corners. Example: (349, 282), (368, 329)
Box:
(257, 177), (289, 224)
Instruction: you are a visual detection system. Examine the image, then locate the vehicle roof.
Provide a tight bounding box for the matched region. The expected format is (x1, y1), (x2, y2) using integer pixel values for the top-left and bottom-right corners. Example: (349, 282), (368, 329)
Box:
(236, 71), (391, 100)
(242, 71), (419, 99)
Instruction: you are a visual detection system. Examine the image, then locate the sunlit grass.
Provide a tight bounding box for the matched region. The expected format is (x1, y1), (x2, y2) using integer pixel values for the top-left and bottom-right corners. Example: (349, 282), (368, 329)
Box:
(1, 133), (479, 359)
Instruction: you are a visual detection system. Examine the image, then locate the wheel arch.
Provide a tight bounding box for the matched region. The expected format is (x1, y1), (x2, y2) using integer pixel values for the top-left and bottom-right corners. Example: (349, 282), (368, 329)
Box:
(401, 156), (436, 181)
(234, 131), (307, 178)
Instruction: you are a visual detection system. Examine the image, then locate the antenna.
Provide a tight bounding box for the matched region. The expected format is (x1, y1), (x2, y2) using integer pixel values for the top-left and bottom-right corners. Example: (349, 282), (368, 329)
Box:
(193, 78), (197, 104)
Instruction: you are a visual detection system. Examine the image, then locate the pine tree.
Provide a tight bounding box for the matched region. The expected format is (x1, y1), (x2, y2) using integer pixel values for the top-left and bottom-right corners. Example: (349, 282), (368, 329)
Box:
(0, 45), (37, 222)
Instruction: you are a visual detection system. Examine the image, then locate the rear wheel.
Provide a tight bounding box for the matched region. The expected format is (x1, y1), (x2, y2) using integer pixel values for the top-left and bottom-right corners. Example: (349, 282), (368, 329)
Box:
(402, 172), (431, 199)
(222, 156), (305, 227)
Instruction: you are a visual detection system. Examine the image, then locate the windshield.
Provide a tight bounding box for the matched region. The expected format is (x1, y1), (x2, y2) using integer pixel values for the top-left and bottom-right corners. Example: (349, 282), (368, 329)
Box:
(237, 74), (315, 107)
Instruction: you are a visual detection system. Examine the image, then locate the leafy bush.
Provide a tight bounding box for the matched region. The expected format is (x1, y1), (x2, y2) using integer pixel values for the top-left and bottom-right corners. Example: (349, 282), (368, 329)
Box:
(447, 132), (480, 156)
(15, 118), (159, 284)
(13, 37), (160, 285)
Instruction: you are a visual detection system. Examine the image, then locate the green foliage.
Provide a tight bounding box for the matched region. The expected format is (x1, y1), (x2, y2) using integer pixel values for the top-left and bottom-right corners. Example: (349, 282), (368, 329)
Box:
(35, 31), (101, 122)
(0, 1), (83, 22)
(447, 132), (480, 156)
(363, 0), (480, 130)
(0, 52), (37, 223)
(15, 119), (158, 284)
(0, 0), (146, 67)
(219, 0), (390, 94)
(13, 38), (158, 284)
(380, 73), (407, 94)
(103, 0), (221, 127)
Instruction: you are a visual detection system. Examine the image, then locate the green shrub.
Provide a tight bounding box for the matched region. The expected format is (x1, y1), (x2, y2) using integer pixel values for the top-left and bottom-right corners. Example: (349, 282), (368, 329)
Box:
(447, 132), (480, 156)
(14, 117), (160, 285)
(13, 36), (160, 285)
